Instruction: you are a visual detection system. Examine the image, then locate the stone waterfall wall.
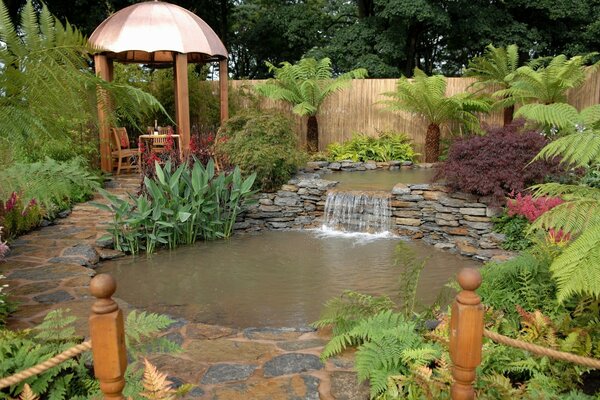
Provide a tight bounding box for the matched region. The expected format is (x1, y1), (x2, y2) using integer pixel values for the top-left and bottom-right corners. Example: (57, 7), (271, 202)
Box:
(391, 183), (512, 261)
(234, 174), (513, 262)
(233, 176), (336, 232)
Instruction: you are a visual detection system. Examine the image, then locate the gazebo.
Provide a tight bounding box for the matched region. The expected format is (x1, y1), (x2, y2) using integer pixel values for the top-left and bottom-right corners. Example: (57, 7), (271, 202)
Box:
(89, 0), (229, 172)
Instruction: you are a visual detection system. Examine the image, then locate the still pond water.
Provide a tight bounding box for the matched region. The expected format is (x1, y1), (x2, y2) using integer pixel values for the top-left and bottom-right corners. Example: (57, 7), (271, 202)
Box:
(100, 230), (478, 328)
(324, 168), (437, 191)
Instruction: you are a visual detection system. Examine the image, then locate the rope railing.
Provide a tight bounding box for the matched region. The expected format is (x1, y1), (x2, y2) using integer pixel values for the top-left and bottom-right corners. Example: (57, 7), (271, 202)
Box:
(0, 341), (92, 390)
(0, 274), (127, 400)
(449, 267), (600, 400)
(483, 330), (600, 369)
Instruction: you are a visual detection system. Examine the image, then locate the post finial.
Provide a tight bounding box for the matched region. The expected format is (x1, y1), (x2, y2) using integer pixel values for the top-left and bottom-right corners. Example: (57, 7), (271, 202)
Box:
(457, 268), (482, 292)
(91, 274), (117, 299)
(90, 274), (118, 314)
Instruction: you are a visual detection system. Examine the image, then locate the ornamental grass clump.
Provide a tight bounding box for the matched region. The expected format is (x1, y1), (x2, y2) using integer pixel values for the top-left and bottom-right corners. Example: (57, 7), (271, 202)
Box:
(97, 160), (256, 255)
(437, 120), (564, 202)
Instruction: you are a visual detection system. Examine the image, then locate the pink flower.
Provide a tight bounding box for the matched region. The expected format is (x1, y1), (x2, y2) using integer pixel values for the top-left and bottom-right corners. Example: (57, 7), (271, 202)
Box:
(5, 192), (18, 212)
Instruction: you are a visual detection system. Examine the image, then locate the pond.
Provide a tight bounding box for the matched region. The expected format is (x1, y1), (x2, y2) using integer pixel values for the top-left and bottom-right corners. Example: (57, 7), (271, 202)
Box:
(99, 230), (478, 328)
(323, 168), (437, 191)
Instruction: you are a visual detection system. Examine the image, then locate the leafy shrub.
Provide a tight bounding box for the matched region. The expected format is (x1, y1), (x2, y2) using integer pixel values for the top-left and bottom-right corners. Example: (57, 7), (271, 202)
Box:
(437, 120), (564, 202)
(215, 111), (306, 192)
(493, 213), (533, 251)
(580, 165), (600, 188)
(97, 160), (256, 255)
(326, 132), (417, 162)
(0, 308), (184, 399)
(0, 158), (100, 219)
(493, 193), (565, 250)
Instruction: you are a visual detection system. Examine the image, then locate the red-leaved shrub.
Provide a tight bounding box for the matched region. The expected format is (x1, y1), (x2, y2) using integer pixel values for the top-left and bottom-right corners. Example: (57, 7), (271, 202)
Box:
(437, 120), (564, 202)
(506, 192), (563, 222)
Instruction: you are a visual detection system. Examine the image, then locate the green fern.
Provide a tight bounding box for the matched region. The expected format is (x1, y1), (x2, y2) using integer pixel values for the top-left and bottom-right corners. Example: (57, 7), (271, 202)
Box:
(0, 0), (166, 164)
(496, 54), (597, 106)
(125, 311), (180, 359)
(312, 290), (395, 336)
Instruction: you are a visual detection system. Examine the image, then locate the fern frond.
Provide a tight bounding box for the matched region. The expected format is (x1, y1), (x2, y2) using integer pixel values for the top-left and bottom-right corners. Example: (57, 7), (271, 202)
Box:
(533, 129), (600, 167)
(549, 225), (600, 301)
(516, 103), (581, 129)
(530, 197), (600, 235)
(139, 358), (176, 400)
(18, 384), (40, 400)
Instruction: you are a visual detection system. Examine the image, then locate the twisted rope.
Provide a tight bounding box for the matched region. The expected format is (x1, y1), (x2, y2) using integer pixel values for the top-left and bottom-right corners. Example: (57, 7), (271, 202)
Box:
(484, 330), (600, 369)
(0, 341), (92, 390)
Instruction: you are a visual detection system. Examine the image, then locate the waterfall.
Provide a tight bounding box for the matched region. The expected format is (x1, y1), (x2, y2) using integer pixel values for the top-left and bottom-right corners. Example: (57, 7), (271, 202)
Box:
(322, 190), (392, 234)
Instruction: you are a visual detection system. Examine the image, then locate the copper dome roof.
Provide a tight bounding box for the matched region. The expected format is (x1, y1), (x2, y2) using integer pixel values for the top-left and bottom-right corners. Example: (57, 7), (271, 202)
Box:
(89, 1), (227, 64)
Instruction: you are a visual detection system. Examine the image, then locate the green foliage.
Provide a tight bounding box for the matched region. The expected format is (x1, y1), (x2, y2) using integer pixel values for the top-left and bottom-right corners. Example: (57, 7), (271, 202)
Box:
(382, 68), (491, 131)
(255, 57), (367, 151)
(114, 64), (220, 131)
(0, 0), (166, 165)
(312, 291), (395, 337)
(255, 57), (367, 118)
(322, 310), (441, 399)
(381, 68), (491, 161)
(125, 311), (181, 358)
(466, 44), (520, 90)
(517, 102), (600, 301)
(0, 158), (100, 219)
(478, 250), (561, 327)
(0, 308), (181, 399)
(497, 54), (597, 106)
(493, 213), (533, 251)
(0, 274), (16, 326)
(395, 242), (427, 317)
(326, 132), (417, 162)
(216, 111), (306, 191)
(96, 160), (256, 254)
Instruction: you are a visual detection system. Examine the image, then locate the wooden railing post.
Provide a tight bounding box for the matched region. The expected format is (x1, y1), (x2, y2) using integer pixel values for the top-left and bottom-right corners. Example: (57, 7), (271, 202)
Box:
(450, 268), (484, 400)
(89, 274), (127, 400)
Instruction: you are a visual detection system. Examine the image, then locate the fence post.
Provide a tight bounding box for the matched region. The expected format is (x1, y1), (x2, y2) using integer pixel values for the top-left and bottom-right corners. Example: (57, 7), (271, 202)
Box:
(89, 274), (127, 400)
(450, 268), (484, 400)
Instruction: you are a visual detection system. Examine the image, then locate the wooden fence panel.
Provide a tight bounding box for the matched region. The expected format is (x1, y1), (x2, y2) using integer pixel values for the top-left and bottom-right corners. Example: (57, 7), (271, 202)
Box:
(216, 69), (599, 156)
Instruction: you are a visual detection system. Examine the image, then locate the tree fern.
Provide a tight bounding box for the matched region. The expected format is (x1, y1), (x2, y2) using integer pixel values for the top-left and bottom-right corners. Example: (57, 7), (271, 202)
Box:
(255, 57), (367, 152)
(496, 54), (597, 106)
(381, 68), (491, 162)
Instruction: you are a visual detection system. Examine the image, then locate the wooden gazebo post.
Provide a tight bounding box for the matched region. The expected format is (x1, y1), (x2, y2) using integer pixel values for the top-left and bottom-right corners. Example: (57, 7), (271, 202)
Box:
(95, 54), (114, 172)
(174, 53), (191, 152)
(219, 59), (229, 123)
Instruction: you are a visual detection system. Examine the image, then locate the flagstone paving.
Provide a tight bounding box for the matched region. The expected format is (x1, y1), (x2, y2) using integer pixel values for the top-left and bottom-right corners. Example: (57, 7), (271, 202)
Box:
(1, 175), (369, 399)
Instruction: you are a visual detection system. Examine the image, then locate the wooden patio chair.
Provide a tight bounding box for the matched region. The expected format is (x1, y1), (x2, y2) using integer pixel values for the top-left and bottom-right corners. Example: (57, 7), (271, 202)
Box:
(111, 127), (139, 174)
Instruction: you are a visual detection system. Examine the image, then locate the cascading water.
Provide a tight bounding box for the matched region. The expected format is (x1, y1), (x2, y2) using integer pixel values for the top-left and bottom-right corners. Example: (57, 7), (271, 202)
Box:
(322, 190), (392, 234)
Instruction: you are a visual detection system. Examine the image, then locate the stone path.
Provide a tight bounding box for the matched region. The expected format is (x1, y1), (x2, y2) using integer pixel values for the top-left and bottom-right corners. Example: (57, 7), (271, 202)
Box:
(1, 175), (368, 399)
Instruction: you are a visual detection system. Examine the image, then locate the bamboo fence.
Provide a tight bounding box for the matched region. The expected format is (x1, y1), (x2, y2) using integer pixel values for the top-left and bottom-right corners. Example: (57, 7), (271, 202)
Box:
(213, 69), (600, 155)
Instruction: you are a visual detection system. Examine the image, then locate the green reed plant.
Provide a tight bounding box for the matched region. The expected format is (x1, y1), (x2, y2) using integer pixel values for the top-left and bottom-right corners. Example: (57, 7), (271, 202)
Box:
(96, 159), (256, 255)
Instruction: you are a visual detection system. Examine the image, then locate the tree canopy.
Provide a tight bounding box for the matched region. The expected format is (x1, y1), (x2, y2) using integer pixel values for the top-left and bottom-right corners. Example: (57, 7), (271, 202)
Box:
(6, 0), (600, 78)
